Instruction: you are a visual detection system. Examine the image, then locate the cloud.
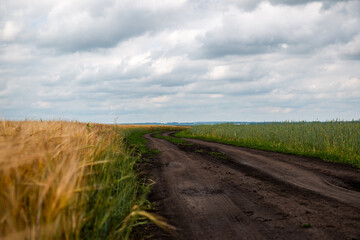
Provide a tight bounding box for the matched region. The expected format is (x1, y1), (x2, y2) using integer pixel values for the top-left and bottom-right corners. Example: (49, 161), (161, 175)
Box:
(33, 101), (51, 109)
(0, 44), (34, 63)
(0, 0), (359, 122)
(34, 0), (190, 52)
(0, 21), (22, 41)
(198, 1), (360, 58)
(340, 34), (360, 60)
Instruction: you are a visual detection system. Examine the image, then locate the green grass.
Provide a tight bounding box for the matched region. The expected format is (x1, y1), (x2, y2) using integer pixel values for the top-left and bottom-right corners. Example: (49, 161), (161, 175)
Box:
(84, 125), (186, 239)
(125, 129), (160, 157)
(124, 126), (188, 156)
(81, 127), (150, 239)
(153, 133), (192, 146)
(175, 121), (360, 168)
(80, 125), (180, 240)
(302, 223), (312, 228)
(208, 151), (228, 160)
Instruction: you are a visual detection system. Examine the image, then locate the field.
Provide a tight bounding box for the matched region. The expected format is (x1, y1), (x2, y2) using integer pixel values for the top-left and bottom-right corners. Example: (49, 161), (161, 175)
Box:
(1, 120), (360, 239)
(0, 120), (181, 240)
(175, 121), (360, 168)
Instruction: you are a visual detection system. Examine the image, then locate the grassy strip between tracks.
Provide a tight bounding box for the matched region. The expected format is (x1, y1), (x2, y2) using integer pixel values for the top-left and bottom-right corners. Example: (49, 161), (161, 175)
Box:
(152, 133), (191, 146)
(152, 133), (231, 161)
(0, 121), (184, 240)
(175, 121), (360, 168)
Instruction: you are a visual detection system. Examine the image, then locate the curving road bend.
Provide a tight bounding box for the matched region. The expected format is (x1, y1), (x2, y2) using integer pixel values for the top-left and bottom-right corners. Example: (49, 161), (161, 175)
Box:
(145, 132), (360, 240)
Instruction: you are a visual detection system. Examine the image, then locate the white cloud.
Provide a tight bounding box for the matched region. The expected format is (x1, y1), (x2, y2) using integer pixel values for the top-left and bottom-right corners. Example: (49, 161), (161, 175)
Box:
(152, 57), (180, 75)
(0, 44), (33, 62)
(0, 21), (22, 41)
(340, 34), (360, 59)
(259, 107), (293, 114)
(205, 65), (230, 80)
(33, 101), (51, 109)
(128, 53), (151, 67)
(209, 94), (223, 99)
(149, 95), (171, 104)
(132, 0), (187, 11)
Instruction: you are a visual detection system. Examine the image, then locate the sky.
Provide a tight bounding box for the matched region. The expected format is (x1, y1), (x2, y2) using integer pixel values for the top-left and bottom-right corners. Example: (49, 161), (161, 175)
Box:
(1, 0), (359, 123)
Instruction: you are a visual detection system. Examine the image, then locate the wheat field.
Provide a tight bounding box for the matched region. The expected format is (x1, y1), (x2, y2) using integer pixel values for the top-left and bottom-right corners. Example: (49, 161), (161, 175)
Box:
(0, 120), (166, 239)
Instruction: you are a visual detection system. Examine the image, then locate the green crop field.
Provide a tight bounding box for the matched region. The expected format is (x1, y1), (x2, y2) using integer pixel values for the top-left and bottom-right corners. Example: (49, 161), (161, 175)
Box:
(175, 121), (360, 168)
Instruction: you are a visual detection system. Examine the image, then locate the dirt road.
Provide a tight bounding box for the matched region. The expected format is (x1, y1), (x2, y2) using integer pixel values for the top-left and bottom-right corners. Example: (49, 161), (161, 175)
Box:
(144, 132), (360, 240)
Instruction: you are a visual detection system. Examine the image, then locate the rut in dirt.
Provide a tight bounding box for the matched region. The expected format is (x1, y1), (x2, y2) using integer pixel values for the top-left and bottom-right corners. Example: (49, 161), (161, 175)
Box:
(145, 132), (360, 240)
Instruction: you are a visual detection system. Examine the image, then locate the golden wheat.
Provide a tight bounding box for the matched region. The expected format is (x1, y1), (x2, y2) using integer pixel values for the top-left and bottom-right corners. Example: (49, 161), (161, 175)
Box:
(0, 121), (184, 239)
(0, 121), (115, 239)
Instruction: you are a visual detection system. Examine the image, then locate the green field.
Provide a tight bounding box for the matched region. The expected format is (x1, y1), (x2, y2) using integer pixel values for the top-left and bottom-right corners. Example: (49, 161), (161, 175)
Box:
(175, 121), (360, 168)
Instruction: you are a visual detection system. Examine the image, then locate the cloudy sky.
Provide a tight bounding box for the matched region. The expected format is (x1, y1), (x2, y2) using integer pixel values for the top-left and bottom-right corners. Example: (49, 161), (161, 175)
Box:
(1, 0), (359, 123)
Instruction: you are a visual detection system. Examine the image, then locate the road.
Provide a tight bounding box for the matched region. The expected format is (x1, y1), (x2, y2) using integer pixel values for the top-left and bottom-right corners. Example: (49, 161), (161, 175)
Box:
(144, 132), (360, 240)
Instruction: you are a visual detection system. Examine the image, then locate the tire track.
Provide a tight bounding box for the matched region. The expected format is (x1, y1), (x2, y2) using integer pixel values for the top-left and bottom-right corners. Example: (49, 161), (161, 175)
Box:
(145, 133), (360, 240)
(183, 137), (360, 209)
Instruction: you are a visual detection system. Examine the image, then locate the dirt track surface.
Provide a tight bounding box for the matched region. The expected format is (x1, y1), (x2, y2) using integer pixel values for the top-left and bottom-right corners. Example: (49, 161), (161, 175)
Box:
(144, 132), (360, 240)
